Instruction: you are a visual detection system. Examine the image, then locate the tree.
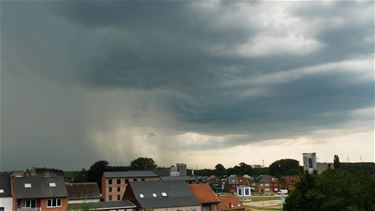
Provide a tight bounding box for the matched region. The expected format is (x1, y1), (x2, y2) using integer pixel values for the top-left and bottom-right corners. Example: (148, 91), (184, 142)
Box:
(214, 164), (227, 177)
(269, 159), (301, 178)
(227, 162), (253, 175)
(334, 154), (341, 169)
(74, 168), (88, 182)
(284, 169), (375, 211)
(87, 160), (109, 189)
(130, 157), (157, 170)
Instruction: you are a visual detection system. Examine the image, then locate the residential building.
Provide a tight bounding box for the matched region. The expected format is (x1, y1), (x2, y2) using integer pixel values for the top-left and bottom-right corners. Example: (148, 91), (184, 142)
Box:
(224, 175), (238, 194)
(123, 181), (201, 211)
(176, 163), (187, 176)
(254, 175), (280, 194)
(217, 195), (245, 211)
(303, 153), (317, 173)
(66, 182), (101, 210)
(101, 171), (160, 202)
(12, 176), (68, 211)
(0, 174), (13, 211)
(280, 176), (300, 191)
(189, 184), (220, 211)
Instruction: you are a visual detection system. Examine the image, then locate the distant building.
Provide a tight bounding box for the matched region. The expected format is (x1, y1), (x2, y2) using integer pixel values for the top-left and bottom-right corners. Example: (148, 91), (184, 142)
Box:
(316, 162), (333, 174)
(176, 163), (187, 176)
(280, 176), (300, 191)
(303, 153), (317, 173)
(101, 171), (160, 201)
(169, 166), (179, 176)
(254, 175), (280, 194)
(160, 176), (196, 184)
(66, 182), (101, 209)
(0, 174), (13, 211)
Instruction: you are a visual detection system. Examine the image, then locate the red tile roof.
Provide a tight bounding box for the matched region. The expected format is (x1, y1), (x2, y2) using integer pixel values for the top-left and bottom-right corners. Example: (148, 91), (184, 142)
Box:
(189, 184), (220, 203)
(218, 195), (245, 211)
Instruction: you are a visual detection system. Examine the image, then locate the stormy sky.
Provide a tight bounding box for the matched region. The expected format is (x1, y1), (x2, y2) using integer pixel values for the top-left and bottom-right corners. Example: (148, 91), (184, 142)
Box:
(1, 1), (374, 170)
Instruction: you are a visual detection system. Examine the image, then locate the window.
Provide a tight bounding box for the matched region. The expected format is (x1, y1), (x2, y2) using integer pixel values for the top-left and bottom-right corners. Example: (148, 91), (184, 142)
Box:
(265, 183), (270, 187)
(109, 195), (112, 201)
(161, 192), (167, 197)
(108, 179), (112, 185)
(0, 189), (3, 193)
(117, 195), (121, 200)
(47, 198), (61, 208)
(21, 199), (36, 208)
(125, 179), (129, 184)
(139, 194), (144, 198)
(109, 187), (112, 192)
(133, 178), (138, 182)
(141, 178), (145, 181)
(308, 158), (313, 168)
(117, 187), (121, 192)
(24, 183), (32, 188)
(117, 179), (121, 184)
(152, 193), (157, 197)
(49, 182), (56, 187)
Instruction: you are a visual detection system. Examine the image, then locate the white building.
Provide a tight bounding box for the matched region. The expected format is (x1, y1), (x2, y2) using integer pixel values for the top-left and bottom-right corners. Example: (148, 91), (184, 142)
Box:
(0, 174), (13, 211)
(303, 153), (317, 173)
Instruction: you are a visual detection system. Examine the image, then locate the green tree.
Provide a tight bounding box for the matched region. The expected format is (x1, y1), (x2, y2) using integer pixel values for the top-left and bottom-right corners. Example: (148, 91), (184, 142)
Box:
(269, 159), (300, 178)
(334, 154), (341, 169)
(130, 157), (157, 170)
(87, 160), (109, 189)
(214, 164), (227, 177)
(284, 169), (375, 211)
(74, 168), (88, 182)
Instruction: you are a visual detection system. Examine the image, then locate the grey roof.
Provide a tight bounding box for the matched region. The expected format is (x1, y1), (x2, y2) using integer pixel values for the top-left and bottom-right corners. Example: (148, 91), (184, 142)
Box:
(256, 175), (278, 183)
(128, 181), (200, 208)
(160, 176), (196, 181)
(0, 174), (12, 197)
(98, 201), (136, 209)
(14, 176), (68, 199)
(226, 175), (239, 185)
(103, 171), (158, 178)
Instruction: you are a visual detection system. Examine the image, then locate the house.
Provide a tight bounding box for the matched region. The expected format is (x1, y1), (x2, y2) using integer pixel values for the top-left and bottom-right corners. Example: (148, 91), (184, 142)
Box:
(12, 176), (68, 211)
(254, 175), (280, 194)
(189, 184), (220, 211)
(207, 176), (224, 193)
(160, 176), (196, 184)
(224, 175), (238, 193)
(217, 195), (245, 211)
(101, 171), (160, 201)
(123, 180), (201, 211)
(280, 176), (299, 191)
(0, 174), (13, 211)
(66, 182), (101, 210)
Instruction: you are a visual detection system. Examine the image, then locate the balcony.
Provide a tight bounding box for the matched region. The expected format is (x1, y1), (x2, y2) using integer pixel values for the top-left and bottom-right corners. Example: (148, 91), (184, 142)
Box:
(17, 208), (42, 211)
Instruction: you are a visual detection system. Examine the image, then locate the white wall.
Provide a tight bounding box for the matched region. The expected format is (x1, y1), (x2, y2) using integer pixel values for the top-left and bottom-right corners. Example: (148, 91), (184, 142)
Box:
(0, 197), (13, 211)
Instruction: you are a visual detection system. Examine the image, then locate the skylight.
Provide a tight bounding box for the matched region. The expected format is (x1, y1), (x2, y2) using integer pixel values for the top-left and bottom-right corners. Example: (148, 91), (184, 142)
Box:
(49, 182), (56, 187)
(24, 183), (31, 188)
(0, 189), (4, 193)
(161, 192), (167, 197)
(152, 193), (157, 197)
(139, 194), (144, 198)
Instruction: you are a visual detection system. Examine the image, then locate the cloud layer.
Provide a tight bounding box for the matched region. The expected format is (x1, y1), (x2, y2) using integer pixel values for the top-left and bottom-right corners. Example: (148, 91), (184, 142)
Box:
(1, 1), (374, 170)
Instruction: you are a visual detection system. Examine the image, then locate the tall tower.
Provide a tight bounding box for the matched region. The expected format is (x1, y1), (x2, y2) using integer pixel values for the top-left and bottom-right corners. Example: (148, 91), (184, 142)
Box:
(302, 153), (317, 173)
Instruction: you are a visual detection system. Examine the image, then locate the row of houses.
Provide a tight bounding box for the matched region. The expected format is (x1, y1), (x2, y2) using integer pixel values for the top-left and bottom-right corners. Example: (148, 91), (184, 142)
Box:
(0, 170), (245, 211)
(208, 174), (299, 195)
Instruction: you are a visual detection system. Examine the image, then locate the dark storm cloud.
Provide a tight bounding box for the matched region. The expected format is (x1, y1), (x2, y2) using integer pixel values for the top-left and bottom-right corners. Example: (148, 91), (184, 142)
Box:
(1, 1), (373, 169)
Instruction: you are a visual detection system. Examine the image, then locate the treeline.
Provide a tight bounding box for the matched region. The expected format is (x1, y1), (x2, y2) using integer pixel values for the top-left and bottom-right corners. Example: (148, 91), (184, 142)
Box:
(285, 157), (375, 210)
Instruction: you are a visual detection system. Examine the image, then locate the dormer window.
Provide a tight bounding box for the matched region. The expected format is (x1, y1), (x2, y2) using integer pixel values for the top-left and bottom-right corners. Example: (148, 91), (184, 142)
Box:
(139, 194), (144, 198)
(152, 193), (157, 197)
(161, 192), (167, 197)
(24, 183), (31, 188)
(49, 182), (56, 187)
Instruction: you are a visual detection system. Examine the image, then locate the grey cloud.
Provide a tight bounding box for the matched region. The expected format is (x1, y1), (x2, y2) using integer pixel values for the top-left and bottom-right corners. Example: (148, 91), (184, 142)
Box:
(1, 1), (373, 169)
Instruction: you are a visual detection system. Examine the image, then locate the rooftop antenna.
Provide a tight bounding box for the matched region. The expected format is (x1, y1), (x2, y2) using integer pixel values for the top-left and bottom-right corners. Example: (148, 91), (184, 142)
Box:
(262, 159), (264, 168)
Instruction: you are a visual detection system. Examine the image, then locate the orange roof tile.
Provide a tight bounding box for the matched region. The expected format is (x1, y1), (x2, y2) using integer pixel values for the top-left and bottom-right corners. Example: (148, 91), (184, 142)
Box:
(189, 184), (220, 203)
(218, 195), (245, 211)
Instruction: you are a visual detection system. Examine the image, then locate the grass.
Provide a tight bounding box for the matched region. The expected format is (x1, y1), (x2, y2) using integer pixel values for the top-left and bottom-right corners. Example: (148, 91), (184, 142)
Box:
(245, 206), (281, 211)
(250, 196), (281, 201)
